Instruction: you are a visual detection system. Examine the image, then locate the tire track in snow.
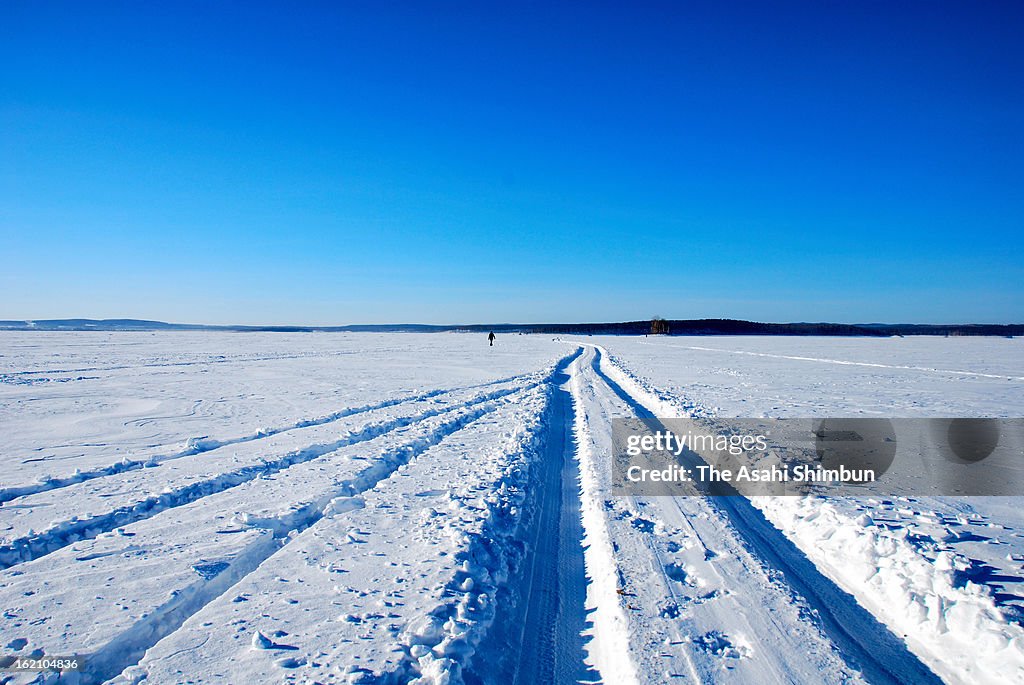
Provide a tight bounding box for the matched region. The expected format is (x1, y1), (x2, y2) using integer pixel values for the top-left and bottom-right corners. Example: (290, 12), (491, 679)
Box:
(0, 373), (534, 505)
(588, 346), (943, 685)
(63, 390), (533, 685)
(0, 380), (538, 570)
(624, 493), (705, 683)
(106, 350), (583, 685)
(465, 347), (598, 685)
(567, 348), (643, 685)
(573, 347), (694, 684)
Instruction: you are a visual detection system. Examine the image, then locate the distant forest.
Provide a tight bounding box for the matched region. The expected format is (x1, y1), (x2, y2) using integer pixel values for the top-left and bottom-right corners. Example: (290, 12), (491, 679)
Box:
(2, 318), (1021, 336)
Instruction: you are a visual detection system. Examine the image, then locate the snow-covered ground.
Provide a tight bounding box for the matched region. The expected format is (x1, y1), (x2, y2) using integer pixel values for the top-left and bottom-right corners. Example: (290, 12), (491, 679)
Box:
(0, 332), (1021, 684)
(592, 335), (1024, 684)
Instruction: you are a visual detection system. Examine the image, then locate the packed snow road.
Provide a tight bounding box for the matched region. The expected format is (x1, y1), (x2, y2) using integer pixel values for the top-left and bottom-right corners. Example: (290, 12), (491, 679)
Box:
(571, 346), (937, 685)
(1, 332), (1022, 684)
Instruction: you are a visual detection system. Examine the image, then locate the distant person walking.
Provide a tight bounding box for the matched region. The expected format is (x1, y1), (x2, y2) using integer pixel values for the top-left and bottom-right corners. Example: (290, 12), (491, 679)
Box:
(488, 331), (495, 347)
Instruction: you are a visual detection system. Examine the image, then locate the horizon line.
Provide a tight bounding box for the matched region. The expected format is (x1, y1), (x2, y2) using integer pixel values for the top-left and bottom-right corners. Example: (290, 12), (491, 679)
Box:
(2, 317), (1022, 329)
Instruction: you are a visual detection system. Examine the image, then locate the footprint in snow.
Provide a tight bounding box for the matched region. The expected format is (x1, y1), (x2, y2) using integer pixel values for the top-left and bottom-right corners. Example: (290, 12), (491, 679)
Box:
(631, 517), (656, 533)
(691, 589), (722, 605)
(659, 602), (682, 618)
(692, 631), (751, 660)
(664, 563), (695, 586)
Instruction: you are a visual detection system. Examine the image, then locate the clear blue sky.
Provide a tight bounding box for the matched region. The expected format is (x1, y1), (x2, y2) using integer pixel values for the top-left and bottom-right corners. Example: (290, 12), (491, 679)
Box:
(2, 1), (1021, 325)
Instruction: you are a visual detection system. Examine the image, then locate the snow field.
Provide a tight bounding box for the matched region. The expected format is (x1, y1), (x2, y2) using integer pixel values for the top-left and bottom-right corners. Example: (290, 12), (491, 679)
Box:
(3, 332), (1022, 684)
(754, 494), (1024, 685)
(1, 380), (548, 684)
(0, 332), (564, 492)
(120, 382), (553, 684)
(572, 346), (874, 684)
(0, 334), (568, 684)
(0, 376), (537, 568)
(593, 337), (1024, 685)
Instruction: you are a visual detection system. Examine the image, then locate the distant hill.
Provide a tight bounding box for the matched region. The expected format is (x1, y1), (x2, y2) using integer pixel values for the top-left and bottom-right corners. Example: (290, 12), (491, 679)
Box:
(1, 318), (1021, 336)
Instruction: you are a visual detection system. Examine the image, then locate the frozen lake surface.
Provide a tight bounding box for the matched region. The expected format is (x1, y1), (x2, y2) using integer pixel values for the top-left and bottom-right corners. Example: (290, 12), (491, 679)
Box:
(1, 332), (1021, 684)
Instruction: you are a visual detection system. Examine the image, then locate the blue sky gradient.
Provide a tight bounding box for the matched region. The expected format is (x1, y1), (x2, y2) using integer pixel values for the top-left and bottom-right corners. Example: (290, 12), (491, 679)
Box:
(2, 1), (1021, 324)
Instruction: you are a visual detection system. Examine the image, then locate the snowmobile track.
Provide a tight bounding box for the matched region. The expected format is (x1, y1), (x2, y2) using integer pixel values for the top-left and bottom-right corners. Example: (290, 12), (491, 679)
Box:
(587, 346), (942, 685)
(0, 381), (539, 570)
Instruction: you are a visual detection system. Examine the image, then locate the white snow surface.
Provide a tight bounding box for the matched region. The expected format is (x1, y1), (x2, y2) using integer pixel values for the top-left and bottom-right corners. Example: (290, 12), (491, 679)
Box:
(591, 335), (1024, 685)
(1, 332), (1022, 685)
